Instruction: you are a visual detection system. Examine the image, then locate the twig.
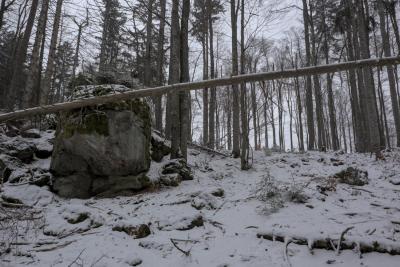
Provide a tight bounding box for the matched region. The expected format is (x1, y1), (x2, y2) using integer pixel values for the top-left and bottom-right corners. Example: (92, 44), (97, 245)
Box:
(170, 238), (190, 256)
(212, 201), (227, 215)
(90, 254), (106, 267)
(31, 240), (76, 252)
(68, 248), (86, 267)
(336, 226), (354, 255)
(284, 237), (293, 267)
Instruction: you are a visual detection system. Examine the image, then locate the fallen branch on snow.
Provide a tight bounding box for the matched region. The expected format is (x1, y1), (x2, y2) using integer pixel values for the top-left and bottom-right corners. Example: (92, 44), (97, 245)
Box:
(257, 231), (400, 255)
(170, 238), (191, 256)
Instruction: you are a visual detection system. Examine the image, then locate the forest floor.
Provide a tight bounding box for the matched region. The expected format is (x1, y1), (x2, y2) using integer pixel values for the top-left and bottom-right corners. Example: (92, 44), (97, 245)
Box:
(1, 130), (400, 267)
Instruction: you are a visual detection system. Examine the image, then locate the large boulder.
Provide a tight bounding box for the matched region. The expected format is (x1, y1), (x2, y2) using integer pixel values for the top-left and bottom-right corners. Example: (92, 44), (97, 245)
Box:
(51, 85), (152, 198)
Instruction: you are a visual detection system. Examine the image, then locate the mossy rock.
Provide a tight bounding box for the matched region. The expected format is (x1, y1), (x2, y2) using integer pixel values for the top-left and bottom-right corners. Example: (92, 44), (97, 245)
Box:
(51, 97), (152, 198)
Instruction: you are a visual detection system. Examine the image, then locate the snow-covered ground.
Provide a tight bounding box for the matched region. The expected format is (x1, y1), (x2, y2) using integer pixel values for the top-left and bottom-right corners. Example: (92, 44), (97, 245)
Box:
(1, 134), (400, 267)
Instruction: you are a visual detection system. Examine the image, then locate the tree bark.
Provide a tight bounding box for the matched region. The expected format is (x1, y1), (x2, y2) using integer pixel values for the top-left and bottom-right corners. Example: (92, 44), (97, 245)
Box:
(231, 0), (240, 158)
(155, 0), (166, 133)
(168, 0), (181, 159)
(22, 0), (49, 108)
(179, 0), (190, 160)
(41, 0), (64, 105)
(378, 0), (400, 147)
(7, 0), (40, 110)
(208, 0), (216, 149)
(302, 0), (316, 150)
(240, 0), (249, 169)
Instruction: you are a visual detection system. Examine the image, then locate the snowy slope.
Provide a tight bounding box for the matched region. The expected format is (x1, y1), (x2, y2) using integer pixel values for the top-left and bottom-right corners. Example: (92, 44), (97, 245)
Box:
(1, 136), (400, 267)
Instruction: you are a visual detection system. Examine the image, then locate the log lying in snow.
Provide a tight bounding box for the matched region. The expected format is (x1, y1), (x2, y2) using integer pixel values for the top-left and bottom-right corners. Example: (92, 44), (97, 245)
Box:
(257, 232), (400, 255)
(188, 142), (230, 158)
(1, 56), (400, 123)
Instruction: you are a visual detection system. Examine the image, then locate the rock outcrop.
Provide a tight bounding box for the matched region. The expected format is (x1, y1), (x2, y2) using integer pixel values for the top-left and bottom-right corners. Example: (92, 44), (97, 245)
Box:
(51, 85), (152, 198)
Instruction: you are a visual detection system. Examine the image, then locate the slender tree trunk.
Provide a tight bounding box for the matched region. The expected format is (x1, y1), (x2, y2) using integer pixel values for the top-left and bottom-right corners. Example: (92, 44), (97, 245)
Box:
(155, 0), (166, 133)
(7, 0), (40, 110)
(251, 82), (258, 150)
(144, 0), (154, 88)
(41, 0), (64, 105)
(168, 0), (181, 159)
(208, 0), (216, 149)
(240, 0), (249, 169)
(179, 0), (190, 160)
(356, 0), (381, 152)
(323, 15), (339, 150)
(231, 0), (240, 158)
(302, 0), (315, 150)
(0, 0), (6, 31)
(22, 0), (49, 108)
(378, 0), (400, 147)
(227, 87), (232, 150)
(309, 1), (326, 150)
(202, 35), (209, 146)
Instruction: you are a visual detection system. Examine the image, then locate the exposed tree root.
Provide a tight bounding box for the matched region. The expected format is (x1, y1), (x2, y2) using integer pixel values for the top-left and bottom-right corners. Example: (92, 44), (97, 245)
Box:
(257, 231), (400, 255)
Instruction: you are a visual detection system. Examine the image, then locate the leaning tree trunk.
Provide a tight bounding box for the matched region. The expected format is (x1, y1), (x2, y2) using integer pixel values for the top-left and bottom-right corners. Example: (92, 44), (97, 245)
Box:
(41, 0), (64, 105)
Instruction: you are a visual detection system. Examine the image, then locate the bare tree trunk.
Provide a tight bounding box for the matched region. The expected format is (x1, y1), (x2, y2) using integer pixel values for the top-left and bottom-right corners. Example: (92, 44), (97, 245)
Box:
(41, 0), (64, 105)
(231, 0), (240, 158)
(202, 33), (209, 146)
(179, 0), (190, 160)
(302, 0), (316, 150)
(168, 0), (181, 159)
(293, 52), (304, 151)
(0, 0), (6, 30)
(72, 12), (88, 81)
(251, 81), (258, 150)
(227, 87), (232, 150)
(240, 0), (249, 169)
(322, 12), (339, 150)
(144, 0), (154, 88)
(7, 0), (39, 110)
(309, 1), (326, 150)
(155, 0), (166, 133)
(378, 0), (400, 147)
(22, 0), (49, 108)
(356, 0), (381, 152)
(208, 0), (216, 149)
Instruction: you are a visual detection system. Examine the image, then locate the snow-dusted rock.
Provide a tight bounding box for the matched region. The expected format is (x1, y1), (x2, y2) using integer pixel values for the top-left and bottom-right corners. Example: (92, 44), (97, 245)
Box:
(151, 132), (171, 162)
(161, 158), (193, 181)
(2, 184), (54, 207)
(20, 128), (41, 139)
(51, 90), (152, 198)
(334, 167), (369, 186)
(0, 136), (37, 163)
(389, 176), (400, 185)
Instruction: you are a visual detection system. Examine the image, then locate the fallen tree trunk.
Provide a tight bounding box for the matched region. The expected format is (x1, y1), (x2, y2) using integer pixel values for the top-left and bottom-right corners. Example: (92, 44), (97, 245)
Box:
(1, 56), (400, 122)
(257, 232), (400, 255)
(188, 142), (230, 157)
